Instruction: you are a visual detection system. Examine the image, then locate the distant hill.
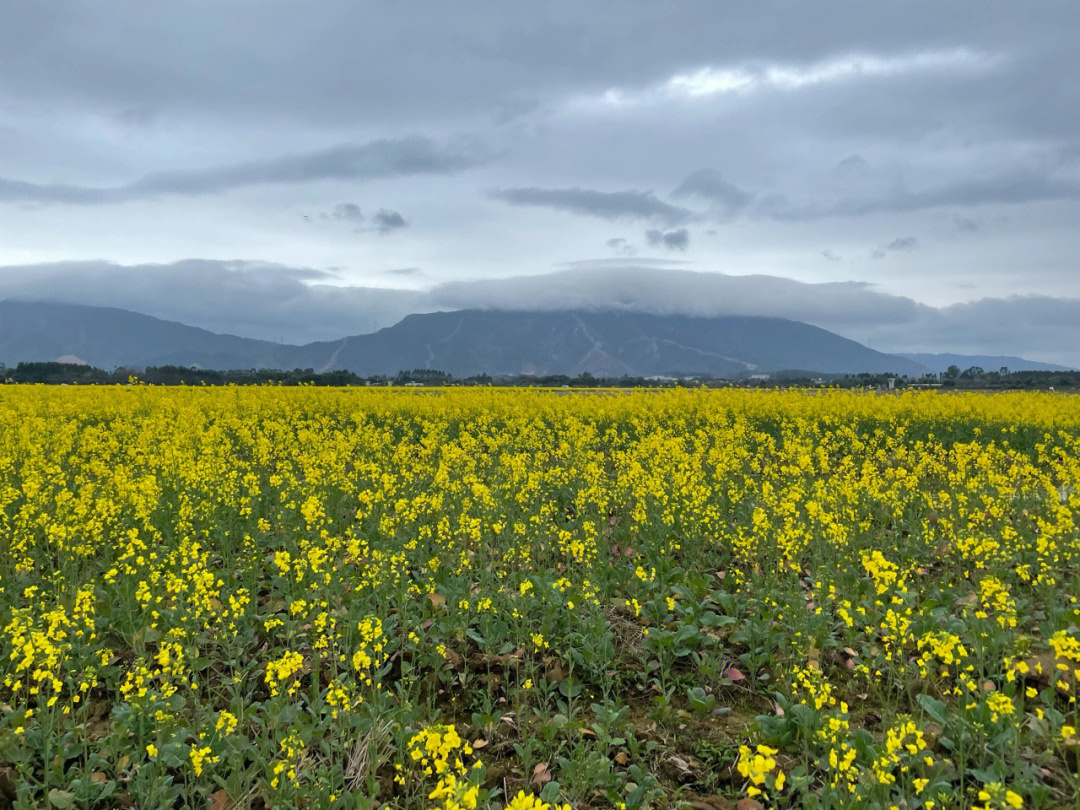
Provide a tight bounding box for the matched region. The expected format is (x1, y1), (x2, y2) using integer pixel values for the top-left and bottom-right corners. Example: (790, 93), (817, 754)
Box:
(0, 300), (929, 377)
(900, 352), (1070, 373)
(0, 301), (291, 370)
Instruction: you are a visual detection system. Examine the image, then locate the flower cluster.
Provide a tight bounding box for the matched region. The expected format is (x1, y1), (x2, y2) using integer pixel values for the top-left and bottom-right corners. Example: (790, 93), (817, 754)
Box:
(736, 743), (786, 798)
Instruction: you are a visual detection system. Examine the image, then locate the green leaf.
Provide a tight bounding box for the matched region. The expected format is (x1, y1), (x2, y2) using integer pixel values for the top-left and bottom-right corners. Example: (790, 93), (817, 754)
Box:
(48, 789), (76, 809)
(968, 765), (1005, 785)
(916, 693), (949, 724)
(538, 781), (562, 802)
(466, 628), (485, 646)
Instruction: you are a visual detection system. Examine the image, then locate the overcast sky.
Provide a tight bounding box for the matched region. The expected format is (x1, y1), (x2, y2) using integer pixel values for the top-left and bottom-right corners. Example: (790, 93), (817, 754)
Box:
(2, 2), (1079, 362)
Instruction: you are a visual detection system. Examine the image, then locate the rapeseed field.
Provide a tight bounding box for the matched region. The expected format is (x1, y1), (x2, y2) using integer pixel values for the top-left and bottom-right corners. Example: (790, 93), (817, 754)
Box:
(1, 387), (1079, 809)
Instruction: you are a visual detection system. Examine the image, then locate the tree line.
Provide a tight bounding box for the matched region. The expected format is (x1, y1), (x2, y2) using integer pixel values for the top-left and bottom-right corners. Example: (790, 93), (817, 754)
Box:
(2, 361), (1078, 389)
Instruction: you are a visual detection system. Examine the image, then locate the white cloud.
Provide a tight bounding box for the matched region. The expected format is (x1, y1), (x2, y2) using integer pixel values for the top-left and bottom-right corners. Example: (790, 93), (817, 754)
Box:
(572, 48), (1002, 110)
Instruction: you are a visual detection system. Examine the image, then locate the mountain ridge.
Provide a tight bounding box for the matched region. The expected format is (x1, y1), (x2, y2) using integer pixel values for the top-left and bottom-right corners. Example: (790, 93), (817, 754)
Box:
(1, 299), (1055, 378)
(303, 308), (924, 376)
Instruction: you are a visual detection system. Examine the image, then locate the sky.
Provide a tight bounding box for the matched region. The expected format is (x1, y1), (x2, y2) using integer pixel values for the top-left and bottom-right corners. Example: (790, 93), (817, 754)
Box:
(1, 1), (1079, 363)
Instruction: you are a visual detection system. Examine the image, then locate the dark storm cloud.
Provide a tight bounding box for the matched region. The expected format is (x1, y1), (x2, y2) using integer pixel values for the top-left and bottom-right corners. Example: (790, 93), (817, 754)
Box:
(645, 228), (689, 250)
(488, 187), (695, 226)
(0, 137), (489, 205)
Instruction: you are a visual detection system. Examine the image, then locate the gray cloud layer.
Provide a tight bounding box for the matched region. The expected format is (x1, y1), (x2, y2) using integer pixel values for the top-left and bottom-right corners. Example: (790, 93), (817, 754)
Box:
(757, 170), (1080, 221)
(2, 260), (1077, 366)
(0, 260), (423, 344)
(672, 169), (754, 217)
(435, 267), (1080, 366)
(0, 137), (488, 205)
(488, 187), (695, 226)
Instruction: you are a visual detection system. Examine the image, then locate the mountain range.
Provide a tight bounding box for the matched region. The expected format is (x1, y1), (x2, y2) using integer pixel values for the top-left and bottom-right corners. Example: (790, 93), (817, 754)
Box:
(0, 300), (1067, 377)
(898, 353), (1066, 374)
